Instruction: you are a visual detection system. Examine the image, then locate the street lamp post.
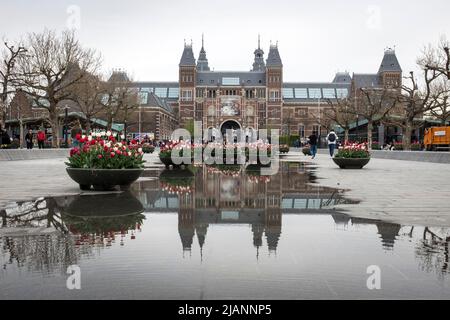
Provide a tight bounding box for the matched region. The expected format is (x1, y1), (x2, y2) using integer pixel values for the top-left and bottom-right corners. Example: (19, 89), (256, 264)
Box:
(64, 106), (68, 148)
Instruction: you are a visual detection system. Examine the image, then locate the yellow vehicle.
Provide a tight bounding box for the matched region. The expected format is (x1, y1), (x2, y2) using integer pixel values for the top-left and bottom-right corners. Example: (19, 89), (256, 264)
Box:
(424, 126), (450, 151)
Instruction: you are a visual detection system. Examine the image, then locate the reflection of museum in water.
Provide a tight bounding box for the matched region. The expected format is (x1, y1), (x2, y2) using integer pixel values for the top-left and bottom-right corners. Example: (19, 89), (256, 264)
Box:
(134, 162), (400, 254)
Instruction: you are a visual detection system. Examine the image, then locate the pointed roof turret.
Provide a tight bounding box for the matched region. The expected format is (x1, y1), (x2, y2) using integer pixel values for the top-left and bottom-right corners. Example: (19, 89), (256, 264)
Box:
(179, 40), (196, 67)
(378, 48), (402, 74)
(252, 34), (265, 71)
(197, 34), (210, 71)
(266, 42), (282, 67)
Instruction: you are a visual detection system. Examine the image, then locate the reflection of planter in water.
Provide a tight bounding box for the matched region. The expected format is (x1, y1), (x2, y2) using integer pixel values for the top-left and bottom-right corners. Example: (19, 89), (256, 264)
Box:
(207, 164), (242, 176)
(61, 192), (144, 217)
(63, 212), (145, 235)
(61, 192), (145, 235)
(245, 165), (271, 183)
(159, 156), (193, 169)
(66, 168), (144, 191)
(332, 157), (370, 169)
(159, 169), (195, 194)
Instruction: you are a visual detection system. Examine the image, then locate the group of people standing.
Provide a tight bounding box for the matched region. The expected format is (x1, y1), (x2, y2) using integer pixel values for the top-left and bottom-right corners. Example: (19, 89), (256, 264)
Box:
(307, 129), (339, 159)
(24, 128), (46, 149)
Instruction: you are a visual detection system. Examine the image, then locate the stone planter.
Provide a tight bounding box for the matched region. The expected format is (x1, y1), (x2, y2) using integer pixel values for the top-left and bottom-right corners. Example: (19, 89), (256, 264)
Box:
(159, 156), (192, 169)
(332, 157), (370, 169)
(66, 168), (144, 191)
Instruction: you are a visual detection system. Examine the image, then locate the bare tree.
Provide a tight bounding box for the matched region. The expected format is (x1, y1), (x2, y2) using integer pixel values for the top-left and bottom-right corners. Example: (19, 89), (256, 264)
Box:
(69, 73), (106, 132)
(357, 87), (397, 149)
(101, 72), (139, 134)
(324, 96), (356, 143)
(387, 70), (440, 150)
(16, 30), (100, 147)
(0, 40), (27, 127)
(428, 76), (450, 125)
(421, 37), (450, 80)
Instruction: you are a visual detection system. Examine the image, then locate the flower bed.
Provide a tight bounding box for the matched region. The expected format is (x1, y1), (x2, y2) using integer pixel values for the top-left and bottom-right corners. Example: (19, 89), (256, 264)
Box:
(335, 142), (370, 159)
(66, 132), (145, 169)
(159, 141), (193, 168)
(66, 132), (145, 190)
(371, 141), (381, 150)
(142, 143), (155, 154)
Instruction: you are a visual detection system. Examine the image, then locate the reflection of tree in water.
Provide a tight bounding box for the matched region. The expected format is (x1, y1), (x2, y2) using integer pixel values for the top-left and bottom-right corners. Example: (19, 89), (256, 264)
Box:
(0, 195), (144, 275)
(415, 227), (450, 278)
(1, 233), (78, 275)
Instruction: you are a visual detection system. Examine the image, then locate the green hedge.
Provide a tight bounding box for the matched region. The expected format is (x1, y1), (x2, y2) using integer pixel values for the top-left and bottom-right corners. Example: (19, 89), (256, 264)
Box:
(280, 135), (300, 147)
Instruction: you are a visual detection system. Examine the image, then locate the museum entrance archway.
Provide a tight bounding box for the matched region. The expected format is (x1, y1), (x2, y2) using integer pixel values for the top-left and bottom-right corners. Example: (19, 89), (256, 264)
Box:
(220, 120), (241, 143)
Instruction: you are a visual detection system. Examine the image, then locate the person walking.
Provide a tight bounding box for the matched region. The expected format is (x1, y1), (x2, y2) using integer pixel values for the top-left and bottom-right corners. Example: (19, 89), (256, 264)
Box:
(37, 128), (46, 149)
(308, 132), (318, 159)
(326, 129), (338, 157)
(25, 129), (34, 150)
(70, 121), (82, 147)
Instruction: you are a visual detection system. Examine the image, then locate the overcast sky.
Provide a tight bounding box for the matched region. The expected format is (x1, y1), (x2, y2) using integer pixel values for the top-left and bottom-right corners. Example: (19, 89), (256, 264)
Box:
(1, 0), (449, 82)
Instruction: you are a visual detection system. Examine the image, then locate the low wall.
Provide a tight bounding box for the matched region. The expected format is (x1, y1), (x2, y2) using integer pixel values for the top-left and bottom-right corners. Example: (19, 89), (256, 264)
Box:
(315, 148), (450, 164)
(0, 149), (69, 161)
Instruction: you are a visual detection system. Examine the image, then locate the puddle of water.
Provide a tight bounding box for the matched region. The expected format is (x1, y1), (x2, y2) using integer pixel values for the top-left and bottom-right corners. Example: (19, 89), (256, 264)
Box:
(1, 162), (450, 299)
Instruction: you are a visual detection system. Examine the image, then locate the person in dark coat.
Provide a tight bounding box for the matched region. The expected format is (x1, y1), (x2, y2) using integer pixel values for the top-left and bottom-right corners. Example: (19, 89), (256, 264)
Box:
(1, 128), (11, 147)
(308, 133), (318, 159)
(25, 129), (34, 149)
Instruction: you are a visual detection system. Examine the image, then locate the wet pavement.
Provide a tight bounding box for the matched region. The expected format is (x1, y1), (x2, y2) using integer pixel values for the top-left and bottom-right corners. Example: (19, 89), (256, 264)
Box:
(1, 161), (450, 299)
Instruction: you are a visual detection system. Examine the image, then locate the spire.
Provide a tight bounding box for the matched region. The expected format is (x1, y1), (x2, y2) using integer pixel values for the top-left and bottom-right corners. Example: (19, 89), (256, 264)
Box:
(197, 33), (210, 71)
(252, 34), (265, 71)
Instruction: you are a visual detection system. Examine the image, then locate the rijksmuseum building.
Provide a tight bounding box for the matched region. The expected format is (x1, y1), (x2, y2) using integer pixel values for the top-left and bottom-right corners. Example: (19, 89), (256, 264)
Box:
(130, 37), (403, 142)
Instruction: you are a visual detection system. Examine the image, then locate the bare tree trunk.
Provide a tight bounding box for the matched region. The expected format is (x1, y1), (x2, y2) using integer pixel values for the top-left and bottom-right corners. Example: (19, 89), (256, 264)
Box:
(107, 113), (113, 131)
(1, 110), (6, 129)
(403, 120), (413, 151)
(85, 116), (91, 133)
(49, 110), (60, 148)
(367, 120), (373, 150)
(344, 129), (349, 144)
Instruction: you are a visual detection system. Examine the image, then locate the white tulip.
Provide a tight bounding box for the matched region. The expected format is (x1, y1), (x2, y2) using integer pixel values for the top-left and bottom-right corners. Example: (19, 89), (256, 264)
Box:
(128, 152), (132, 156)
(87, 136), (93, 141)
(106, 131), (112, 137)
(114, 147), (119, 151)
(118, 143), (123, 147)
(120, 135), (125, 140)
(138, 148), (143, 153)
(96, 132), (101, 138)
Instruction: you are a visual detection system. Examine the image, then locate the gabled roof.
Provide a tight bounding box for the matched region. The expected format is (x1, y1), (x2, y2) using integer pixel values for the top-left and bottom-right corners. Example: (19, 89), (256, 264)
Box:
(108, 71), (130, 83)
(332, 72), (352, 84)
(179, 45), (196, 66)
(353, 73), (380, 89)
(145, 92), (174, 113)
(266, 45), (282, 67)
(378, 49), (402, 74)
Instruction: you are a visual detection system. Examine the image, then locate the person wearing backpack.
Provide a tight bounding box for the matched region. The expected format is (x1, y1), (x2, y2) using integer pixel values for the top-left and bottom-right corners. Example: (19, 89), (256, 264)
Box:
(326, 129), (338, 157)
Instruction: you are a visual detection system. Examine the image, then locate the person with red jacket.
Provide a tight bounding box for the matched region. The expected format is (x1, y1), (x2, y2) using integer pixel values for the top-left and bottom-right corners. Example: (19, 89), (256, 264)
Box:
(37, 129), (46, 149)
